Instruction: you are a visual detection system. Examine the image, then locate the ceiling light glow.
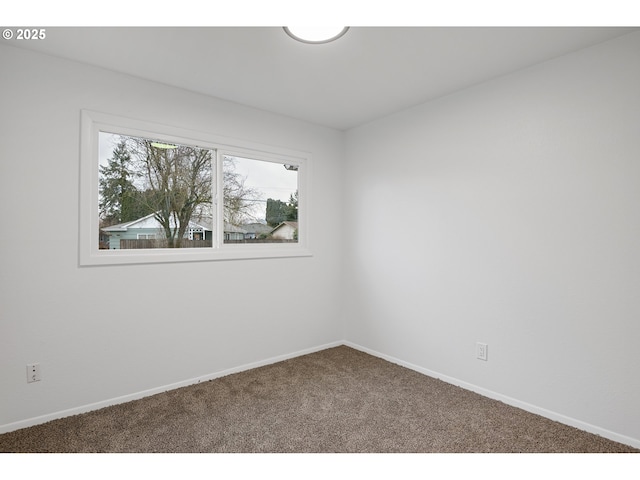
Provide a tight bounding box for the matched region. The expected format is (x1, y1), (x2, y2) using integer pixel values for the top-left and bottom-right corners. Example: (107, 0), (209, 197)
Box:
(284, 27), (349, 44)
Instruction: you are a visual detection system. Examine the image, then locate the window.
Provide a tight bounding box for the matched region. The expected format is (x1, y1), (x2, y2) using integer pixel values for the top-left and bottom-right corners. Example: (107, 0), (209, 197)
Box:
(80, 111), (310, 265)
(220, 154), (299, 244)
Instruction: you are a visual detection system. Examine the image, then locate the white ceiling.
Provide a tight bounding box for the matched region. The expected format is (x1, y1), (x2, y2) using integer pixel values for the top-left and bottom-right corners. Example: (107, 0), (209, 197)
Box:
(10, 26), (638, 130)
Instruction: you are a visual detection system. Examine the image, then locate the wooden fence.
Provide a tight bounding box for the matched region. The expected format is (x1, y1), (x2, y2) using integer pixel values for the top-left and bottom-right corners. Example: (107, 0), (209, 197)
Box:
(120, 239), (212, 249)
(223, 239), (297, 244)
(119, 238), (297, 249)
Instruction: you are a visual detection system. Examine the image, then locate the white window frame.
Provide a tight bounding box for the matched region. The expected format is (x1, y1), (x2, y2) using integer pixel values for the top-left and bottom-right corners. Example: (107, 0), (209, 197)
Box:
(79, 110), (310, 266)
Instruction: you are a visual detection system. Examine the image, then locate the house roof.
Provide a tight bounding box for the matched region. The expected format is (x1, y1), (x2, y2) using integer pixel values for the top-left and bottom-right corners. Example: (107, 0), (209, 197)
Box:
(101, 212), (158, 232)
(101, 213), (254, 235)
(242, 223), (273, 235)
(224, 222), (247, 234)
(102, 213), (213, 232)
(270, 221), (298, 233)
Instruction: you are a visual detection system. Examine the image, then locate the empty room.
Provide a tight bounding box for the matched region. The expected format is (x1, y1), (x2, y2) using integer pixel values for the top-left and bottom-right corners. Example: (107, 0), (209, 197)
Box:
(1, 13), (639, 469)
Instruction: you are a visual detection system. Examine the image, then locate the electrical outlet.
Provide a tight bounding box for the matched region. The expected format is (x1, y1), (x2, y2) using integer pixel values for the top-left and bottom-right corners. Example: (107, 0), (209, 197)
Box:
(26, 363), (41, 383)
(476, 343), (488, 361)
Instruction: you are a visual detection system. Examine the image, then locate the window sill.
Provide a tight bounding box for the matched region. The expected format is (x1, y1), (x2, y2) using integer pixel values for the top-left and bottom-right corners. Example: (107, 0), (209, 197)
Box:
(79, 243), (312, 267)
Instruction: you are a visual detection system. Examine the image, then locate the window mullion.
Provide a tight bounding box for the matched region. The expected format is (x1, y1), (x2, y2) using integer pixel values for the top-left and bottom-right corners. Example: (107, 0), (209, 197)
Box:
(215, 150), (224, 249)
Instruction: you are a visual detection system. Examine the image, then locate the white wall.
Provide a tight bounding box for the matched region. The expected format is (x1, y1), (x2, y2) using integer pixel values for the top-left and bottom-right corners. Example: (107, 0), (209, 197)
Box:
(3, 30), (640, 449)
(0, 45), (344, 430)
(344, 31), (640, 447)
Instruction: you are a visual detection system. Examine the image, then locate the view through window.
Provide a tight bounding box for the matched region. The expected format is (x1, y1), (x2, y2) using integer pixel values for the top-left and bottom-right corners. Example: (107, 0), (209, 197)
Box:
(98, 133), (299, 250)
(222, 155), (298, 244)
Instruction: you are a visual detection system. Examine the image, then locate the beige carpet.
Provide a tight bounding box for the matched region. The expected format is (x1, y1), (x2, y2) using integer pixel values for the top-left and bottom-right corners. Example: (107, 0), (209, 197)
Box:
(0, 346), (637, 453)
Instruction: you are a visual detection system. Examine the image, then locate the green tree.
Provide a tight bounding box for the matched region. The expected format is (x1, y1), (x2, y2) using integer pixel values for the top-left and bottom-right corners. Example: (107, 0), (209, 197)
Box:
(286, 190), (298, 221)
(266, 198), (289, 227)
(99, 139), (147, 224)
(266, 191), (298, 226)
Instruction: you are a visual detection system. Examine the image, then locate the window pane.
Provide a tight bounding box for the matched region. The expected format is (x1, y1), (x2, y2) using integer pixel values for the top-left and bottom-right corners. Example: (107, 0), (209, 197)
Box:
(222, 155), (298, 244)
(98, 132), (213, 250)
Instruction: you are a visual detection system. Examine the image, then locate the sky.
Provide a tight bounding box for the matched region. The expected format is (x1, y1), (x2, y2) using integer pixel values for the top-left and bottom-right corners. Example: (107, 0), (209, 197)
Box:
(228, 155), (298, 222)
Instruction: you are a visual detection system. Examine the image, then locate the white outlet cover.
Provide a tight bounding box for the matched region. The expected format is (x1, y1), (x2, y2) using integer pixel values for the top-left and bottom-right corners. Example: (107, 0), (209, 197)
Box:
(27, 363), (41, 383)
(477, 343), (488, 361)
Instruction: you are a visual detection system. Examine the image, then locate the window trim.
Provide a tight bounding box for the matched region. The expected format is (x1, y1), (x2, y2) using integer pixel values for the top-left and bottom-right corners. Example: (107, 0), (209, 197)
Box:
(79, 110), (311, 266)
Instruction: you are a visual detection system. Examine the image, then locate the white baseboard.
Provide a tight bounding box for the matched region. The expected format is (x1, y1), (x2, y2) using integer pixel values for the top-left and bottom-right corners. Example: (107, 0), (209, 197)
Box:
(0, 340), (343, 435)
(3, 339), (639, 450)
(343, 340), (640, 450)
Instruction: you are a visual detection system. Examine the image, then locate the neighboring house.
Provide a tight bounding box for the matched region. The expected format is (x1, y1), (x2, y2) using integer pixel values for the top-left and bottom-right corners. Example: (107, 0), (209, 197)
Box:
(101, 213), (275, 247)
(241, 222), (273, 239)
(270, 221), (298, 240)
(101, 213), (213, 249)
(223, 222), (248, 241)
